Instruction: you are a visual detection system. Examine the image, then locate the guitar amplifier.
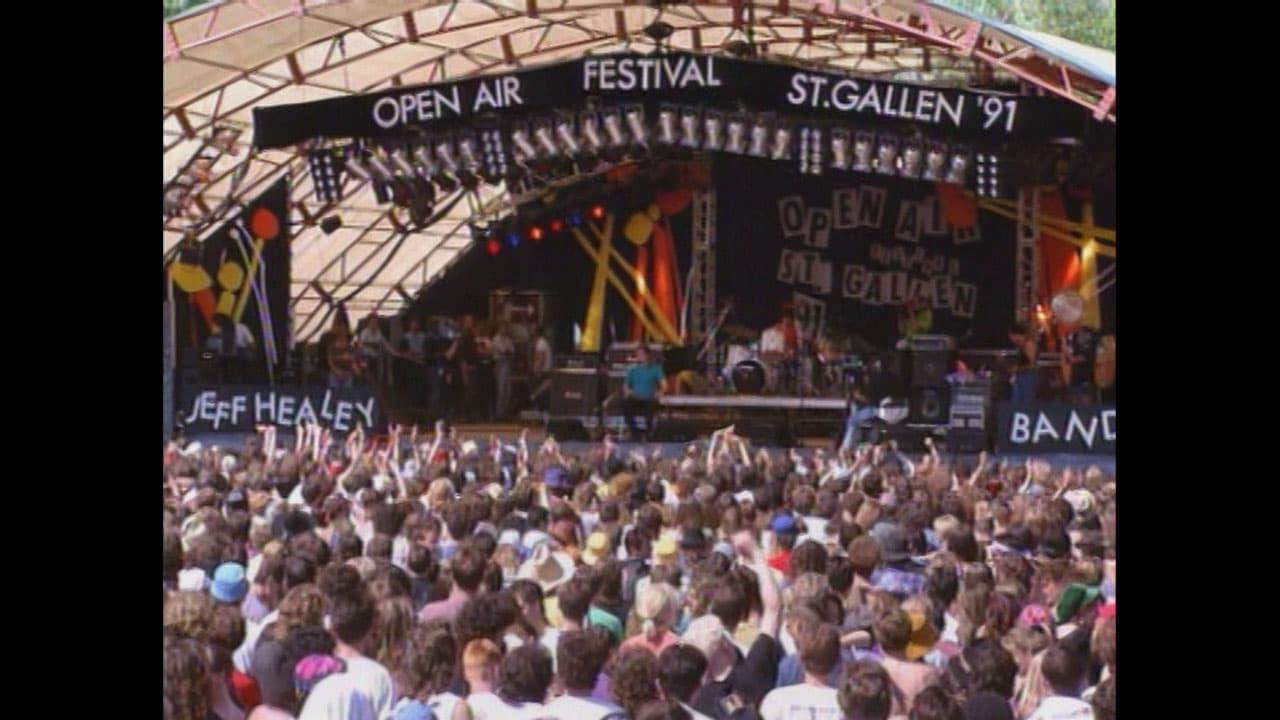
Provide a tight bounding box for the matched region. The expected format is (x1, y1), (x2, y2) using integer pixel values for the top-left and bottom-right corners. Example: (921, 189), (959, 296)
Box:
(557, 354), (600, 370)
(907, 335), (955, 352)
(548, 369), (601, 419)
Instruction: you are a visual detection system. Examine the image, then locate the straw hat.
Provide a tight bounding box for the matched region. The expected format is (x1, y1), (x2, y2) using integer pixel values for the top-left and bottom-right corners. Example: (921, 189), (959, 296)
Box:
(652, 535), (679, 565)
(517, 543), (576, 593)
(903, 610), (939, 661)
(582, 532), (612, 566)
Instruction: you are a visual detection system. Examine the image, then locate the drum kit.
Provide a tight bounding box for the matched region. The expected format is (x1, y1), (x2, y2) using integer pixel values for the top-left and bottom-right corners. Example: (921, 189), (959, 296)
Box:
(718, 336), (863, 397)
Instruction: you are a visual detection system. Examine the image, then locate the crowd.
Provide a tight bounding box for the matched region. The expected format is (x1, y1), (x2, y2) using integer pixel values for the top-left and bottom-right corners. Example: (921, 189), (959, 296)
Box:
(164, 420), (1116, 720)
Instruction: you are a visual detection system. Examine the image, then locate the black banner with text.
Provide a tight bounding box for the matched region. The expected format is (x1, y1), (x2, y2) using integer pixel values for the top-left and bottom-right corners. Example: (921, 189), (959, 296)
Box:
(996, 404), (1115, 455)
(714, 155), (1015, 347)
(179, 385), (381, 436)
(253, 53), (1092, 149)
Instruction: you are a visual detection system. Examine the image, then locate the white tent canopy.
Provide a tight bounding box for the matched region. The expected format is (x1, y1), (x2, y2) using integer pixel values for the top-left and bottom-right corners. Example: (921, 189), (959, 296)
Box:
(164, 0), (1115, 341)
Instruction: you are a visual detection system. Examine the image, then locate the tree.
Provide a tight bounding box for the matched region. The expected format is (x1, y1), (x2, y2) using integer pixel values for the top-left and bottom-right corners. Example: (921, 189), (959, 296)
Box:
(943, 0), (1116, 51)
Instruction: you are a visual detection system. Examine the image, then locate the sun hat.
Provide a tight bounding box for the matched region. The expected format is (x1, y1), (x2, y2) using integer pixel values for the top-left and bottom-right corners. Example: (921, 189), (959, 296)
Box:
(210, 562), (249, 604)
(653, 535), (679, 564)
(177, 568), (209, 592)
(582, 532), (612, 566)
(903, 610), (940, 661)
(1054, 584), (1101, 625)
(517, 543), (576, 593)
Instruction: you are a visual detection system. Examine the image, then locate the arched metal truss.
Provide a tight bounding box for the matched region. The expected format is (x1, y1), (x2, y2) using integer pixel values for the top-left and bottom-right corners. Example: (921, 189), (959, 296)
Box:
(164, 0), (1115, 334)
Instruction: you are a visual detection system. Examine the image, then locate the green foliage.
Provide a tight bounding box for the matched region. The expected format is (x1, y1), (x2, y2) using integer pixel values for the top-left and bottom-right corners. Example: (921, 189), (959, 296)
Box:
(943, 0), (1116, 51)
(165, 0), (216, 19)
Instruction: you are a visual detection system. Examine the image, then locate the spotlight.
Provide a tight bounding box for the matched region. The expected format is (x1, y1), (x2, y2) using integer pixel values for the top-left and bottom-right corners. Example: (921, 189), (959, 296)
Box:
(875, 136), (898, 174)
(625, 106), (649, 147)
(390, 149), (416, 178)
(581, 113), (605, 155)
(555, 117), (581, 156)
(457, 137), (481, 172)
(724, 115), (747, 154)
(479, 129), (508, 183)
(508, 229), (522, 248)
(770, 126), (792, 161)
(852, 132), (874, 172)
(413, 147), (439, 177)
(830, 129), (851, 170)
(469, 223), (489, 244)
(435, 142), (459, 175)
(703, 112), (724, 151)
(680, 109), (701, 149)
(976, 153), (999, 197)
(899, 141), (922, 178)
(725, 40), (755, 57)
(946, 149), (970, 185)
(747, 119), (769, 158)
(532, 125), (559, 157)
(589, 204), (607, 221)
(603, 111), (628, 148)
(366, 150), (394, 181)
(345, 153), (373, 182)
(315, 215), (341, 235)
(568, 210), (584, 228)
(657, 106), (679, 146)
(799, 127), (823, 175)
(486, 238), (502, 256)
(549, 218), (566, 234)
(644, 20), (674, 43)
(527, 225), (545, 242)
(511, 129), (538, 162)
(922, 144), (946, 181)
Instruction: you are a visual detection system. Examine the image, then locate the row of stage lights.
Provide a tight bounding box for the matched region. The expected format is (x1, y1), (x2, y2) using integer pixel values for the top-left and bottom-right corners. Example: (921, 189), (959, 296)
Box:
(323, 107), (985, 198)
(472, 203), (609, 256)
(507, 104), (975, 185)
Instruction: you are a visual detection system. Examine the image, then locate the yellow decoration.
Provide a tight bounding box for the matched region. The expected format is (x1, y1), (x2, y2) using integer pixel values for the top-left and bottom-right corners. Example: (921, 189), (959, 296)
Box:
(1079, 202), (1102, 330)
(170, 263), (212, 293)
(217, 262), (245, 290)
(580, 215), (615, 351)
(624, 211), (655, 246)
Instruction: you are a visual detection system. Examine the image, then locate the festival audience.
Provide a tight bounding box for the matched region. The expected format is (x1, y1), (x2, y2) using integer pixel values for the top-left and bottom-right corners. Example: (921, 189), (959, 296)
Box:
(164, 422), (1115, 720)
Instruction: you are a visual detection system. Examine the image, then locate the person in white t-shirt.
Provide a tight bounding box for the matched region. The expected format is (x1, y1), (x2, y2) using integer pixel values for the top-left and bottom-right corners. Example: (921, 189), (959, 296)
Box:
(317, 591), (394, 719)
(478, 644), (552, 719)
(461, 638), (506, 720)
(759, 623), (844, 720)
(543, 629), (621, 720)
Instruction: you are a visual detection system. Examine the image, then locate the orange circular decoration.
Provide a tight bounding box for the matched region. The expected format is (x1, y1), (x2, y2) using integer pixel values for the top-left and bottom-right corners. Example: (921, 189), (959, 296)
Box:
(250, 208), (280, 240)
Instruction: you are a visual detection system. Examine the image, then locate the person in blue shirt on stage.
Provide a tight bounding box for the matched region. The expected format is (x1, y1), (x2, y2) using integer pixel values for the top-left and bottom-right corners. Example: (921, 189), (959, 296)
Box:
(623, 345), (665, 441)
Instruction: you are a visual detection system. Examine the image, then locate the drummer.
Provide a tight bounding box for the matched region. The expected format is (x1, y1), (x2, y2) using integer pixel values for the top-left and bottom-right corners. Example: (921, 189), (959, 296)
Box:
(760, 308), (799, 392)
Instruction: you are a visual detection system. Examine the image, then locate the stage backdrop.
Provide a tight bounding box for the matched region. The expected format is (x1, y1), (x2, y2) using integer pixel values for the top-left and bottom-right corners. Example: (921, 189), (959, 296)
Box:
(713, 155), (1016, 348)
(166, 178), (292, 377)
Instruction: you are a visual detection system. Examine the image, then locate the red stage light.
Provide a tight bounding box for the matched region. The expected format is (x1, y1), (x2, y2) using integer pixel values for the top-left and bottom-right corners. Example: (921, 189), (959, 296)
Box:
(528, 225), (545, 242)
(549, 218), (565, 233)
(589, 204), (606, 221)
(486, 239), (501, 256)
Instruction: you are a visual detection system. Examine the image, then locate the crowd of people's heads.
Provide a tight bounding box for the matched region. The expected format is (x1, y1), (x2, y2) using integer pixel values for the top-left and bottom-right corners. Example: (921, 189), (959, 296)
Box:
(164, 425), (1114, 720)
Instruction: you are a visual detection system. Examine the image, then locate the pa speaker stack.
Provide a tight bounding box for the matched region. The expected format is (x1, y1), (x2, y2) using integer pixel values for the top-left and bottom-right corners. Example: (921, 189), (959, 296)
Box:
(905, 335), (955, 425)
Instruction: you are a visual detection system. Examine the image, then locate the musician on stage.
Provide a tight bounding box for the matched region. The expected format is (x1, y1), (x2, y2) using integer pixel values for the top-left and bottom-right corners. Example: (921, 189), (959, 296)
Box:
(1008, 321), (1039, 404)
(760, 308), (799, 392)
(896, 297), (933, 349)
(622, 345), (664, 441)
(840, 356), (900, 451)
(1060, 321), (1098, 405)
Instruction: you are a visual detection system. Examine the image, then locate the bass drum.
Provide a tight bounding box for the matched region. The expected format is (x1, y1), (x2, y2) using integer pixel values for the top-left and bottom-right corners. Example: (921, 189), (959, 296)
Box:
(731, 360), (778, 394)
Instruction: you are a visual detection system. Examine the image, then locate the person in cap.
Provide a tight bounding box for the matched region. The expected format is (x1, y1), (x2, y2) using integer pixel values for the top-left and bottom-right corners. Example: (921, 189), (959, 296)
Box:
(517, 543), (576, 595)
(212, 562), (250, 606)
(869, 524), (927, 599)
(767, 513), (799, 577)
(873, 608), (940, 715)
(581, 531), (613, 567)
